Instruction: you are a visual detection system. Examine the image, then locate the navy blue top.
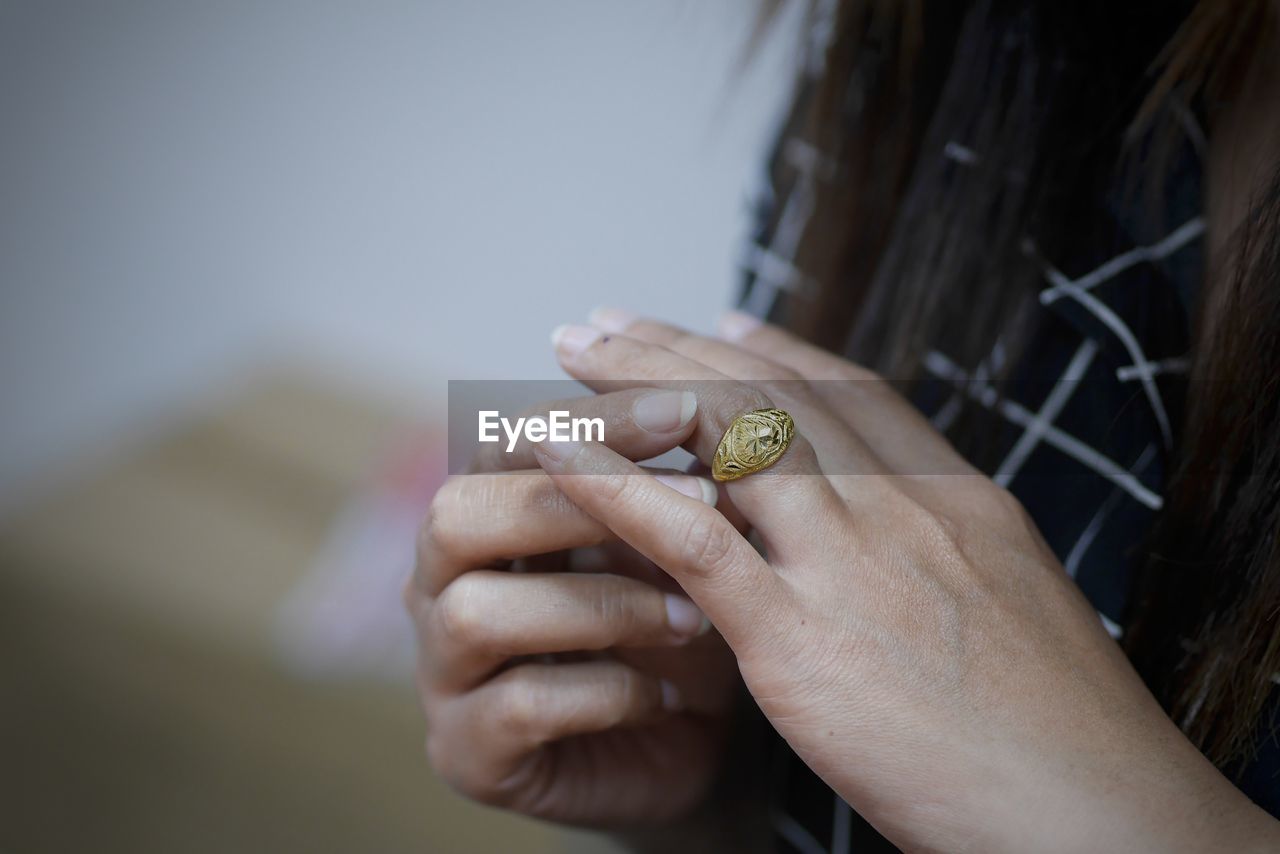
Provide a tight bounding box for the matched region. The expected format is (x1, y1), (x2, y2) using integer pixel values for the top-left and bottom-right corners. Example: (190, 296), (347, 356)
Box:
(737, 101), (1280, 850)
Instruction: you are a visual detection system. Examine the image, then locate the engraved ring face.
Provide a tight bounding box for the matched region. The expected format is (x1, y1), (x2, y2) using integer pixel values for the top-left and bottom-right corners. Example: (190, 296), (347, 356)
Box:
(711, 408), (795, 482)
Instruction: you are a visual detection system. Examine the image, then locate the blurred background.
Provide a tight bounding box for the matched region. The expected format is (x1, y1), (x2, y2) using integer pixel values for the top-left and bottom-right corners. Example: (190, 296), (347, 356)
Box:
(0, 1), (800, 851)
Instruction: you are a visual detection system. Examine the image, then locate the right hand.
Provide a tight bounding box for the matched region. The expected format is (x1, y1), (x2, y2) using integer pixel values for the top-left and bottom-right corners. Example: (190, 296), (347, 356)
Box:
(405, 387), (741, 825)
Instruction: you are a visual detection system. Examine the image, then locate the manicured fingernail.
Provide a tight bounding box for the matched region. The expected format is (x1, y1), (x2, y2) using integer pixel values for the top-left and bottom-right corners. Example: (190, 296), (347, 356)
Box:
(717, 310), (762, 342)
(633, 390), (697, 433)
(588, 306), (636, 333)
(653, 474), (718, 506)
(535, 438), (583, 464)
(660, 679), (683, 712)
(551, 324), (601, 357)
(664, 594), (711, 639)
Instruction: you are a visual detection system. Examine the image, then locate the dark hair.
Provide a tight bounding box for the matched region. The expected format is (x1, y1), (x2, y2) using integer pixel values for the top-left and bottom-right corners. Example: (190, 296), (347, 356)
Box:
(759, 0), (1280, 768)
(1127, 168), (1280, 766)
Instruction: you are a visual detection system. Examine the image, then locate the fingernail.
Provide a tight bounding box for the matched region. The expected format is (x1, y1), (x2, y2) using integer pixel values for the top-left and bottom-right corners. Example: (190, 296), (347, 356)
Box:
(588, 306), (635, 333)
(633, 390), (697, 433)
(660, 679), (683, 712)
(653, 474), (718, 506)
(664, 594), (711, 640)
(535, 438), (583, 464)
(717, 310), (761, 342)
(551, 324), (601, 357)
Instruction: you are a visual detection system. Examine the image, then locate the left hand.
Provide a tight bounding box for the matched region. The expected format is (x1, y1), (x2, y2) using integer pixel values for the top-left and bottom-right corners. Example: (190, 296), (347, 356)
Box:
(529, 309), (1280, 853)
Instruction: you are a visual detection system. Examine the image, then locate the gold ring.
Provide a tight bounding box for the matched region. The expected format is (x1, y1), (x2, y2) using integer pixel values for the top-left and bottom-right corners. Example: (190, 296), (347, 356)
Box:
(712, 408), (795, 482)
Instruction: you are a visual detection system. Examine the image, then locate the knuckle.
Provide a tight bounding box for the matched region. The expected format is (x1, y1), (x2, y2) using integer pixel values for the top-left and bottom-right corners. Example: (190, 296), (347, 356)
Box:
(493, 678), (547, 744)
(986, 484), (1030, 524)
(682, 512), (740, 575)
(952, 480), (1030, 529)
(416, 504), (440, 564)
(594, 471), (640, 508)
(420, 477), (514, 560)
(423, 691), (549, 811)
(434, 576), (488, 647)
(402, 575), (432, 628)
(979, 484), (1039, 540)
(899, 490), (953, 537)
(875, 486), (956, 552)
(928, 508), (965, 547)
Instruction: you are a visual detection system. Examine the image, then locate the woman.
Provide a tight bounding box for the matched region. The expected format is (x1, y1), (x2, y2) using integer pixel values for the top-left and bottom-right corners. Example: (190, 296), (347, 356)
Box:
(405, 1), (1280, 850)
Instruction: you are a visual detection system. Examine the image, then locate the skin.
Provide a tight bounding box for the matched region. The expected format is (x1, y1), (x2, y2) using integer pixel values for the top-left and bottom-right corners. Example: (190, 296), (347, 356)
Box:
(406, 386), (742, 827)
(406, 35), (1280, 850)
(408, 310), (1280, 852)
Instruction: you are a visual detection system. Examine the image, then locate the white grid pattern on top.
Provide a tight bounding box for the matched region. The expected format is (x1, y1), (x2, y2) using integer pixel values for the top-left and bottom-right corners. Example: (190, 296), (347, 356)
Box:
(745, 112), (1205, 854)
(922, 349), (1165, 510)
(1038, 217), (1205, 306)
(1063, 443), (1159, 582)
(1028, 216), (1204, 450)
(772, 807), (831, 854)
(740, 198), (1196, 513)
(739, 140), (828, 318)
(993, 337), (1099, 487)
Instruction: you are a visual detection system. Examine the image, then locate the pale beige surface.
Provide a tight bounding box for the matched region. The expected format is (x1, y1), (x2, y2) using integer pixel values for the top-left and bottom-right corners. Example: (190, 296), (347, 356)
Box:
(0, 374), (619, 854)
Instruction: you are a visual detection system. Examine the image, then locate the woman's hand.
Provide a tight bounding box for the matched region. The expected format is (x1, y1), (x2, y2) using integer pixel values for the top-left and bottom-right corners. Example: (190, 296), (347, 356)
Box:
(530, 309), (1280, 853)
(404, 387), (742, 827)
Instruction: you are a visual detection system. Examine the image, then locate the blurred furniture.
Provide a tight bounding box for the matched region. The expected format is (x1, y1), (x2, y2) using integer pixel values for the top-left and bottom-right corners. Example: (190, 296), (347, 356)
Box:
(0, 374), (616, 854)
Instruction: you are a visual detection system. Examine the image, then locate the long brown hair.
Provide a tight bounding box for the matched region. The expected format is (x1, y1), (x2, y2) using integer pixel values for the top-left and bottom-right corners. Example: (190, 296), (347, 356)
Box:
(759, 0), (1280, 769)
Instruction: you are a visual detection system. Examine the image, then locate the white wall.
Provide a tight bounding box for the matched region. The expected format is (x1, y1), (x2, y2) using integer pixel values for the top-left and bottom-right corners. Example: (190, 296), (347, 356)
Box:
(0, 0), (801, 506)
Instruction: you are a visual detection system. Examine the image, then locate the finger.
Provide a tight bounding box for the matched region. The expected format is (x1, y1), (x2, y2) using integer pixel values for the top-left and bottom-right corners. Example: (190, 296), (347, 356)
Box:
(429, 660), (676, 808)
(591, 307), (967, 477)
(590, 306), (799, 383)
(468, 387), (699, 473)
(414, 469), (717, 596)
(548, 324), (852, 548)
(532, 438), (802, 651)
(588, 308), (889, 475)
(427, 570), (711, 690)
(716, 310), (975, 476)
